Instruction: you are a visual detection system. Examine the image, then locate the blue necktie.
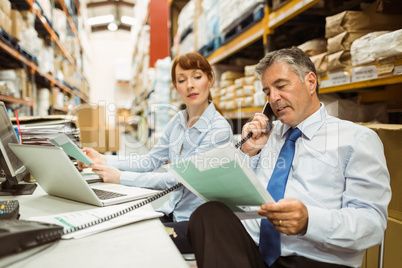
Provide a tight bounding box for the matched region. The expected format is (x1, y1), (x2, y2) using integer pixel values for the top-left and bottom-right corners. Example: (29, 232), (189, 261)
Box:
(259, 127), (302, 266)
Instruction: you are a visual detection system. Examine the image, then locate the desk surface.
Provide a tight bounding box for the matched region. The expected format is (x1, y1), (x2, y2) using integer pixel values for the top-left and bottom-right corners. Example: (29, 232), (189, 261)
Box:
(0, 184), (189, 268)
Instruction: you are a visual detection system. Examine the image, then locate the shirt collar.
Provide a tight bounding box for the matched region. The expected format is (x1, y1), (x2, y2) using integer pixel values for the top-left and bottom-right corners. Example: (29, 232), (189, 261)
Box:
(178, 102), (216, 132)
(277, 103), (328, 140)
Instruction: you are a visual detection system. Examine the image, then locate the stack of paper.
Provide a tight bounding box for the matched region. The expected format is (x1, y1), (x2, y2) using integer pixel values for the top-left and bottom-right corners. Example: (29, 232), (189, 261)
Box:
(11, 115), (80, 146)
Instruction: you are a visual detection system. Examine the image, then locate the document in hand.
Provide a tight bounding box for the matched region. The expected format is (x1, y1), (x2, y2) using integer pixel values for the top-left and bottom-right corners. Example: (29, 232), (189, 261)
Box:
(49, 134), (94, 166)
(168, 145), (274, 219)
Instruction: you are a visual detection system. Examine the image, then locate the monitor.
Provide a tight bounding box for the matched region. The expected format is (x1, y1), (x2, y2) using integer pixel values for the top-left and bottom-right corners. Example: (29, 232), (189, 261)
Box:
(0, 101), (37, 195)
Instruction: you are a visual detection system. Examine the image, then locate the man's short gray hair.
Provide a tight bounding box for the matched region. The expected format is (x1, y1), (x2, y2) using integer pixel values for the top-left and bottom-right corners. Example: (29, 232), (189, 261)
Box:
(255, 47), (319, 93)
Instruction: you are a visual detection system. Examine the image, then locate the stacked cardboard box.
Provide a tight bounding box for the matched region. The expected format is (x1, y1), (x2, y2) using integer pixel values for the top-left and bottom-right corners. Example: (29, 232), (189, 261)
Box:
(359, 124), (402, 268)
(75, 104), (120, 153)
(75, 104), (107, 153)
(218, 71), (243, 110)
(0, 0), (12, 34)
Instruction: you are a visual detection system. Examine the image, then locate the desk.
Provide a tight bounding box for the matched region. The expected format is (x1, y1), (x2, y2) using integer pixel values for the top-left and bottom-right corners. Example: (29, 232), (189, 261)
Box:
(0, 185), (189, 268)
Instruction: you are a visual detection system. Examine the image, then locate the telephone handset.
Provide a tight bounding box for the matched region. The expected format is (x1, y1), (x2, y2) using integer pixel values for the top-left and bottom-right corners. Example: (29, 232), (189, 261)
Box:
(235, 102), (275, 149)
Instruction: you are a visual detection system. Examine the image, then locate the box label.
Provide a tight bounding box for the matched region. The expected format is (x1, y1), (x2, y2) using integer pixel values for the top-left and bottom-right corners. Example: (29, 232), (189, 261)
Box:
(351, 66), (378, 82)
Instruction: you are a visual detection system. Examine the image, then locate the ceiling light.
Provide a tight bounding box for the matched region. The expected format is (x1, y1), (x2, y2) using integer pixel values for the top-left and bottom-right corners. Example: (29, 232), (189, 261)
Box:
(88, 15), (114, 26)
(121, 16), (137, 26)
(107, 22), (118, 31)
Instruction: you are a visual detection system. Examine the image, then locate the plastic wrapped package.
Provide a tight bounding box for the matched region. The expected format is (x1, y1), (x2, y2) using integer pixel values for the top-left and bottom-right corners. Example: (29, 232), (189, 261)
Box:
(350, 31), (390, 66)
(179, 32), (195, 54)
(38, 44), (54, 74)
(219, 0), (263, 33)
(37, 88), (50, 116)
(53, 9), (67, 44)
(19, 26), (41, 57)
(177, 0), (195, 39)
(371, 29), (402, 60)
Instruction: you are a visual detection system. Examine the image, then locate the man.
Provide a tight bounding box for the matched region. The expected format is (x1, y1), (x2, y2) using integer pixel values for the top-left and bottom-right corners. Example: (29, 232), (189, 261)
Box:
(187, 48), (391, 268)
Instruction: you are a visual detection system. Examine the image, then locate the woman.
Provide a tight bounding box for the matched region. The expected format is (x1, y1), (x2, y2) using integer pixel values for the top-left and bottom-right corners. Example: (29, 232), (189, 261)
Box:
(79, 52), (233, 253)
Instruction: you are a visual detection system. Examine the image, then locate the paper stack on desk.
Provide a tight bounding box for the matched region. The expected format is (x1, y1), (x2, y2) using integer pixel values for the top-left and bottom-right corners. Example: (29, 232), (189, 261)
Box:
(29, 203), (163, 239)
(168, 145), (274, 219)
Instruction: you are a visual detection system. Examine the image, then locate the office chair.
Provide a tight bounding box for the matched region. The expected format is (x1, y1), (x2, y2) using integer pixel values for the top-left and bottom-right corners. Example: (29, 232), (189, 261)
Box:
(377, 233), (385, 268)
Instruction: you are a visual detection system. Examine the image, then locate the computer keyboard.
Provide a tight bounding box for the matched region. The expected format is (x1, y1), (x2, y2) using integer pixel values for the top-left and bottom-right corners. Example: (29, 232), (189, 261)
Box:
(0, 219), (63, 257)
(92, 188), (126, 200)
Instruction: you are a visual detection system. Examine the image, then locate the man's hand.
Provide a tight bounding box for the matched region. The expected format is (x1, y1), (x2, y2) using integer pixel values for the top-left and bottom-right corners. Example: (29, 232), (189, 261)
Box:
(258, 198), (309, 235)
(77, 148), (107, 170)
(91, 165), (122, 184)
(240, 113), (271, 156)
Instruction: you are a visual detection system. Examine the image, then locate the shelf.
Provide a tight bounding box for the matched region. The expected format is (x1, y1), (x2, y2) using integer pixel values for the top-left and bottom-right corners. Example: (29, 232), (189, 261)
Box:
(207, 19), (265, 65)
(222, 106), (264, 119)
(206, 0), (323, 65)
(32, 8), (85, 80)
(319, 74), (402, 94)
(267, 0), (322, 29)
(57, 0), (85, 55)
(0, 38), (88, 103)
(0, 94), (33, 107)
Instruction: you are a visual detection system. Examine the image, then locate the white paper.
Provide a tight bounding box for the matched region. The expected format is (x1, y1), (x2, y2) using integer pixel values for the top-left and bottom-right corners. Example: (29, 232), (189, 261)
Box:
(29, 203), (163, 239)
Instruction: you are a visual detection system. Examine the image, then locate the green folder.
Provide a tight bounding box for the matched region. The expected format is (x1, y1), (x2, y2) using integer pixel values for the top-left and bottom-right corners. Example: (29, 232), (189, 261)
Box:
(49, 134), (94, 166)
(168, 146), (273, 219)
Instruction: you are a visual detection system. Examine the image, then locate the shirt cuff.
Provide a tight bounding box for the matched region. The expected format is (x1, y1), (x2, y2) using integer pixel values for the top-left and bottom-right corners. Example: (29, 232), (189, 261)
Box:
(106, 155), (120, 168)
(238, 149), (261, 171)
(302, 205), (330, 244)
(119, 171), (136, 187)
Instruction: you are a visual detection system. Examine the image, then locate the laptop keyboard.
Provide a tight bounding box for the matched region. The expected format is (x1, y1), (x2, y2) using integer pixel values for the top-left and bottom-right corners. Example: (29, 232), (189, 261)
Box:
(92, 188), (127, 200)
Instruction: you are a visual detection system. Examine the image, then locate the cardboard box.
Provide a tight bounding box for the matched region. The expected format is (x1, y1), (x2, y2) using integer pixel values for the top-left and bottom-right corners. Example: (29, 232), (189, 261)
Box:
(362, 217), (402, 268)
(362, 124), (402, 221)
(10, 9), (22, 40)
(75, 104), (106, 128)
(106, 125), (120, 153)
(79, 127), (107, 153)
(0, 0), (11, 18)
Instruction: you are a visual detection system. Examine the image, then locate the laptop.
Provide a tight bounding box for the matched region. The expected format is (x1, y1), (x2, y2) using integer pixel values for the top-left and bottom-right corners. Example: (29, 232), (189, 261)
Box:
(9, 143), (159, 207)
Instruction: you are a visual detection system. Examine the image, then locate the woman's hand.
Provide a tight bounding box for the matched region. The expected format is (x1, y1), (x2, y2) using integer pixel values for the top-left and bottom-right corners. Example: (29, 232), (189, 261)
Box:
(77, 148), (107, 169)
(91, 165), (122, 184)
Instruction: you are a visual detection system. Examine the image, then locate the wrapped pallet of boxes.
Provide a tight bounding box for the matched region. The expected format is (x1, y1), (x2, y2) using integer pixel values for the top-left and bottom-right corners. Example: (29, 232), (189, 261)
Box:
(359, 124), (402, 268)
(75, 104), (107, 153)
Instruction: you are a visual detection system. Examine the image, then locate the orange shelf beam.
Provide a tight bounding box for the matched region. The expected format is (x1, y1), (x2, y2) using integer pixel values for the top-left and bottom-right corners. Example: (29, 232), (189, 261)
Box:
(58, 0), (85, 55)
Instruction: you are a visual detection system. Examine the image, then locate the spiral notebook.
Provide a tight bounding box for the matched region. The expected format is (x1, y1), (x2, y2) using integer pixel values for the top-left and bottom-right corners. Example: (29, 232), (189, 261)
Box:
(29, 183), (183, 239)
